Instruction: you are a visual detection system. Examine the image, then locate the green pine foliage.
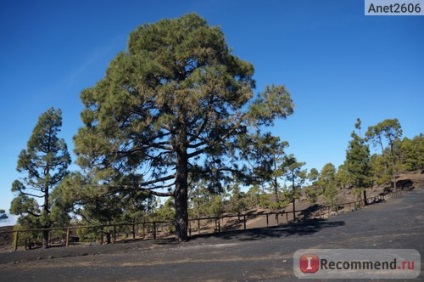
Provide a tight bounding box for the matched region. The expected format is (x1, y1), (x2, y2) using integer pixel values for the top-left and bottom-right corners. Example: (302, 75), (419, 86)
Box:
(316, 163), (338, 206)
(10, 108), (71, 248)
(345, 118), (373, 189)
(400, 134), (424, 171)
(366, 119), (403, 190)
(0, 209), (7, 219)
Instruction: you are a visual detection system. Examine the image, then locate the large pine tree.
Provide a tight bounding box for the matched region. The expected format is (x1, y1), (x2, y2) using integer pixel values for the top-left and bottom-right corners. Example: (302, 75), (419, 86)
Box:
(74, 14), (294, 241)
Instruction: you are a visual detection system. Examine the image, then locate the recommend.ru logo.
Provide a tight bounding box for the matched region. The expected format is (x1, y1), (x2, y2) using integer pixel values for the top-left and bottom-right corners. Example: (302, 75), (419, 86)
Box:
(294, 249), (420, 279)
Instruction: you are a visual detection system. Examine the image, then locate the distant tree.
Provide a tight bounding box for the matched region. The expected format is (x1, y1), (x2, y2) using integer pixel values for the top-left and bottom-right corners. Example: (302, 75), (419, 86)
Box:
(10, 108), (71, 248)
(0, 209), (8, 220)
(335, 164), (350, 189)
(308, 168), (319, 185)
(400, 134), (424, 171)
(282, 155), (307, 220)
(345, 118), (372, 205)
(208, 194), (225, 218)
(228, 183), (247, 219)
(318, 163), (338, 207)
(73, 14), (294, 241)
(304, 186), (318, 204)
(317, 163), (336, 193)
(324, 182), (338, 208)
(245, 185), (261, 208)
(369, 153), (391, 186)
(52, 172), (153, 226)
(304, 168), (320, 203)
(366, 119), (402, 190)
(155, 198), (175, 222)
(188, 180), (220, 219)
(250, 134), (289, 209)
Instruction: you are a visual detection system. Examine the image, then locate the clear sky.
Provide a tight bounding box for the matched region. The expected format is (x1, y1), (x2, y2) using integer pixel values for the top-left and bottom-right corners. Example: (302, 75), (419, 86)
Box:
(1, 0), (423, 224)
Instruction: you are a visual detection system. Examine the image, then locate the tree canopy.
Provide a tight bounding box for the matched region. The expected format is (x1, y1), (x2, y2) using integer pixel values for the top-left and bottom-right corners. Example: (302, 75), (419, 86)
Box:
(73, 14), (294, 240)
(0, 209), (7, 220)
(10, 107), (71, 248)
(345, 118), (372, 189)
(366, 118), (402, 190)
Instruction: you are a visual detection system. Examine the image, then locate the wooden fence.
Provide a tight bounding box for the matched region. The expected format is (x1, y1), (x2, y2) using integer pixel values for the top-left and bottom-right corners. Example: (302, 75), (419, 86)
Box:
(0, 190), (404, 251)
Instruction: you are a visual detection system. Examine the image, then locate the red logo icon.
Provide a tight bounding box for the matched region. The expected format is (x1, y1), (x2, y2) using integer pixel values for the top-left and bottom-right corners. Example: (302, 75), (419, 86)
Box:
(299, 254), (320, 273)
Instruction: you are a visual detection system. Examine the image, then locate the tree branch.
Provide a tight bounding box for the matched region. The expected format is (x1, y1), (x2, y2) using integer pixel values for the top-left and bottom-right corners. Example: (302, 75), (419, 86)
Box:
(26, 210), (41, 217)
(21, 191), (44, 199)
(146, 189), (173, 197)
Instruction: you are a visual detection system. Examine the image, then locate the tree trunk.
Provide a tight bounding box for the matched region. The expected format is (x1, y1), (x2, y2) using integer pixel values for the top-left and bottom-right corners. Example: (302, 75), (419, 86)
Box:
(174, 148), (189, 241)
(42, 186), (50, 249)
(292, 179), (296, 221)
(392, 175), (397, 192)
(274, 177), (279, 204)
(363, 189), (367, 206)
(390, 141), (397, 192)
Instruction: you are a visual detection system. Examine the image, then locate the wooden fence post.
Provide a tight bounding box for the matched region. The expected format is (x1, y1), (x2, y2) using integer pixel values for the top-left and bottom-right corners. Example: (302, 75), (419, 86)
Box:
(113, 225), (116, 244)
(142, 221), (146, 239)
(197, 218), (201, 234)
(266, 214), (269, 227)
(66, 228), (70, 247)
(243, 215), (246, 230)
(153, 222), (157, 240)
(14, 231), (19, 251)
(101, 226), (105, 244)
(132, 224), (136, 239)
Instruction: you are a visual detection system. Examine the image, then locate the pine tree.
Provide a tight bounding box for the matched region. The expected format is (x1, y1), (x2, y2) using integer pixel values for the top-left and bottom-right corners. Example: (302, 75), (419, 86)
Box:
(400, 134), (424, 171)
(366, 119), (402, 190)
(73, 14), (294, 241)
(316, 163), (338, 207)
(345, 118), (372, 204)
(0, 209), (8, 220)
(282, 155), (306, 220)
(10, 108), (71, 248)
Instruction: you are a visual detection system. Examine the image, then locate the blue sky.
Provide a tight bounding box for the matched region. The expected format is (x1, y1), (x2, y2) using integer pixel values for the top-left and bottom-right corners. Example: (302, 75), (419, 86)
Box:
(0, 0), (423, 223)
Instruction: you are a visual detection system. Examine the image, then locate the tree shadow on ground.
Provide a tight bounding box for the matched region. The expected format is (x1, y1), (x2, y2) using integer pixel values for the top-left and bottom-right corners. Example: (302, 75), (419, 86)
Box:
(298, 204), (322, 220)
(189, 218), (345, 242)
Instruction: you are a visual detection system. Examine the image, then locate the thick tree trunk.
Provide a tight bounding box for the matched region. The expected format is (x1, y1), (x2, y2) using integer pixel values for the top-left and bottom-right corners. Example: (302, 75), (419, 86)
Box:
(174, 148), (189, 241)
